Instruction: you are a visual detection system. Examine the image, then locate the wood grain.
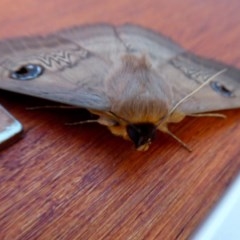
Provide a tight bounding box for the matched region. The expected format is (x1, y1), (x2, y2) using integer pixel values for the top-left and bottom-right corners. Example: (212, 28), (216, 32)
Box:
(1, 0), (240, 239)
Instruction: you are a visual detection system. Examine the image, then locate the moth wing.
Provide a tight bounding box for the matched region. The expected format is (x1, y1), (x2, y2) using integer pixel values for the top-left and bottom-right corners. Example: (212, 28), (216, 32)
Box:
(115, 24), (240, 114)
(1, 23), (240, 113)
(0, 24), (127, 110)
(158, 52), (240, 114)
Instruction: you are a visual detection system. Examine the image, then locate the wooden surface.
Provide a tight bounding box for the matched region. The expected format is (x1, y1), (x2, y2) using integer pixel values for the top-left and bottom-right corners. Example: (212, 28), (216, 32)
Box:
(1, 0), (240, 239)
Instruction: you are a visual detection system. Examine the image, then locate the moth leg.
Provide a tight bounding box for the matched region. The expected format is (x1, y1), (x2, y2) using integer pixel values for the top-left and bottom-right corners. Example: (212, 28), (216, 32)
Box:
(26, 105), (81, 110)
(187, 113), (226, 119)
(65, 120), (100, 125)
(167, 111), (186, 123)
(65, 117), (118, 126)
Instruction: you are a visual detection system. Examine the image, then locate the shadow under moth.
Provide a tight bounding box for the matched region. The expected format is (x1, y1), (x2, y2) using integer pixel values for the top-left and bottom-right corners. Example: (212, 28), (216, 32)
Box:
(0, 23), (239, 151)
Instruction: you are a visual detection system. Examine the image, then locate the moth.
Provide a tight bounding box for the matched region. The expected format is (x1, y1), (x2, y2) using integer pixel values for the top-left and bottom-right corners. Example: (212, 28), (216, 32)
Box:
(0, 23), (240, 151)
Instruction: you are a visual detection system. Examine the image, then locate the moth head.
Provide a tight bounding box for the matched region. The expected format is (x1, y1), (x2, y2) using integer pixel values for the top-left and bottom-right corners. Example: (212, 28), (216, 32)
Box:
(126, 123), (156, 151)
(103, 112), (158, 151)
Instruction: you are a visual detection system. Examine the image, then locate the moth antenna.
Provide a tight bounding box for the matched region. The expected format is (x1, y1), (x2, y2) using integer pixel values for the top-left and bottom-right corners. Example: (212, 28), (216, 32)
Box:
(165, 129), (192, 152)
(169, 68), (227, 116)
(187, 113), (226, 118)
(156, 68), (227, 150)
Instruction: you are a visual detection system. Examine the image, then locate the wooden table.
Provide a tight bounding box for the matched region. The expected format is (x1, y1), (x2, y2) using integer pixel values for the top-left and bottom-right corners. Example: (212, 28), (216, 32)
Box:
(1, 0), (240, 239)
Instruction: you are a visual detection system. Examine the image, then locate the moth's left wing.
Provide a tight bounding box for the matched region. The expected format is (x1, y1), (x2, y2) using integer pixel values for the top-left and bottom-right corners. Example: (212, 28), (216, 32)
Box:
(116, 24), (240, 114)
(158, 53), (240, 114)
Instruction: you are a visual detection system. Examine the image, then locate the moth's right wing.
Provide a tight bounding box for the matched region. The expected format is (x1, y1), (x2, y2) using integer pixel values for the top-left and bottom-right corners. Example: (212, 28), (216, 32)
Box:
(0, 24), (128, 111)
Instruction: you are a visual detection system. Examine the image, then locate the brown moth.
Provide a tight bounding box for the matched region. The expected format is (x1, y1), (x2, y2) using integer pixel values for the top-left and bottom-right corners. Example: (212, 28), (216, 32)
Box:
(0, 24), (240, 151)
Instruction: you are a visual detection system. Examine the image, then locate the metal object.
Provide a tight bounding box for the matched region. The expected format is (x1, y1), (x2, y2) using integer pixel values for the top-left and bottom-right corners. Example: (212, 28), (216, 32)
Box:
(0, 104), (23, 149)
